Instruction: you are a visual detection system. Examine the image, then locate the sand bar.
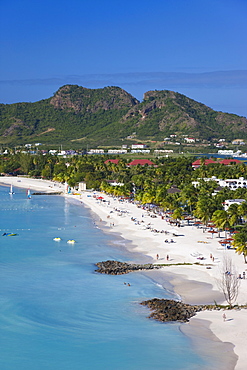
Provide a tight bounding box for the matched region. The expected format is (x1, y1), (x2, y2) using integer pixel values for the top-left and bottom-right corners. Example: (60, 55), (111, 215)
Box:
(1, 176), (247, 369)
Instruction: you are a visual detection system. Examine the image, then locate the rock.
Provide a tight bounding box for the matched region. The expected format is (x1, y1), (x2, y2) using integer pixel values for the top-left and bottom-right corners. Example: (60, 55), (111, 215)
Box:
(95, 260), (161, 275)
(140, 298), (203, 323)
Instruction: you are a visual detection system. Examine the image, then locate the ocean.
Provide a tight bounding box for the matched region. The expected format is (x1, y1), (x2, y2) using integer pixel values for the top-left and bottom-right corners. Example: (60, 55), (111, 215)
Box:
(0, 185), (220, 369)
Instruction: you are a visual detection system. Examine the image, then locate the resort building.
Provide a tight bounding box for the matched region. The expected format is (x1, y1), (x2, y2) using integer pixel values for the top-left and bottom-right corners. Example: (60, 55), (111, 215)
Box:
(223, 199), (246, 211)
(128, 159), (155, 166)
(192, 176), (247, 190)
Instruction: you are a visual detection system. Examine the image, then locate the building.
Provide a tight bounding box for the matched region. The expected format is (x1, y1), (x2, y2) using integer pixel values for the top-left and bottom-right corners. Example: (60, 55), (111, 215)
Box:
(192, 176), (247, 190)
(131, 144), (147, 149)
(184, 137), (196, 143)
(192, 159), (217, 169)
(78, 182), (87, 191)
(104, 159), (120, 164)
(88, 149), (104, 154)
(128, 159), (154, 166)
(223, 199), (246, 211)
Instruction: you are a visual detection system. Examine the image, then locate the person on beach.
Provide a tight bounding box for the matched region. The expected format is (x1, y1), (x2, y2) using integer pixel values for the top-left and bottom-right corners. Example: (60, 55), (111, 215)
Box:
(166, 255), (169, 261)
(156, 254), (159, 260)
(223, 313), (226, 322)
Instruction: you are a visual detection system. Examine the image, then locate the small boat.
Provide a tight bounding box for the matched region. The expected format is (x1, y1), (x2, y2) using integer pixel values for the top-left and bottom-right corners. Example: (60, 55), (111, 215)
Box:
(9, 184), (14, 195)
(53, 237), (61, 241)
(2, 232), (18, 236)
(27, 189), (31, 199)
(67, 239), (76, 244)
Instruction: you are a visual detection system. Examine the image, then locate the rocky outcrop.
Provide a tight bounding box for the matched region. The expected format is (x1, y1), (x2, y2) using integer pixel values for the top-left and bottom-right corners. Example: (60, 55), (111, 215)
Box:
(95, 260), (161, 275)
(140, 299), (204, 322)
(50, 85), (139, 113)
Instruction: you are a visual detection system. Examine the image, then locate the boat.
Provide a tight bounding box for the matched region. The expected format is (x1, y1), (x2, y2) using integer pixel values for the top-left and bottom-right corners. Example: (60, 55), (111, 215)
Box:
(53, 237), (61, 241)
(27, 189), (31, 199)
(67, 239), (76, 244)
(9, 184), (14, 195)
(2, 232), (18, 236)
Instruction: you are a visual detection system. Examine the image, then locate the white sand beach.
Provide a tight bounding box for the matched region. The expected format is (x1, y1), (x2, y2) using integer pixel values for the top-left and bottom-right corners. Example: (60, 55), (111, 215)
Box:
(1, 176), (247, 369)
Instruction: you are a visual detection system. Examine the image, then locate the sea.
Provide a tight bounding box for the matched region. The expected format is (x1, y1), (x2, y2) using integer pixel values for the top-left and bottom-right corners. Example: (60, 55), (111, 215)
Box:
(0, 185), (226, 370)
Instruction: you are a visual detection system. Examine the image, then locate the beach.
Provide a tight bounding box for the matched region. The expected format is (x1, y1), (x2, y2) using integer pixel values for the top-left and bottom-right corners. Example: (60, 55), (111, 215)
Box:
(1, 176), (247, 369)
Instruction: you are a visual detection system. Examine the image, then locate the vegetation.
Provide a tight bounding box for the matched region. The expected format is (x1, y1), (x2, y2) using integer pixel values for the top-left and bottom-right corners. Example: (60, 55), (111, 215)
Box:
(1, 85), (247, 146)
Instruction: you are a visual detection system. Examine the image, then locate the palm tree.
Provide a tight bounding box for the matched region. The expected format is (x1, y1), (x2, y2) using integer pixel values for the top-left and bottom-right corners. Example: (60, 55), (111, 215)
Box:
(232, 231), (247, 263)
(228, 203), (241, 229)
(238, 201), (247, 223)
(211, 210), (230, 237)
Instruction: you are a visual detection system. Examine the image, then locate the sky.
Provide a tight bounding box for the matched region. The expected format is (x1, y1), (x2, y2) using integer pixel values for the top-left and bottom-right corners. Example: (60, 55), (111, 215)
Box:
(0, 0), (246, 117)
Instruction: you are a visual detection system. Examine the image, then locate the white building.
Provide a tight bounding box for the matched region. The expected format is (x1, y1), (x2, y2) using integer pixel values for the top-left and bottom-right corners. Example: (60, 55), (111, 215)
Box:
(88, 149), (104, 154)
(192, 176), (247, 190)
(224, 199), (246, 211)
(107, 149), (127, 154)
(131, 144), (146, 149)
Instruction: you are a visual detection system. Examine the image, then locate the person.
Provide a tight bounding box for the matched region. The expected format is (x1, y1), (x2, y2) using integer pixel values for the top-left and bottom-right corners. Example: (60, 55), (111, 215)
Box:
(166, 255), (169, 261)
(156, 254), (159, 260)
(223, 313), (226, 322)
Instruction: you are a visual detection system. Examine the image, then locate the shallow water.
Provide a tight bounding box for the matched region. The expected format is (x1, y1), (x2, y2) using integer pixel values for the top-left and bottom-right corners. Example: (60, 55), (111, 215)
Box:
(0, 185), (218, 369)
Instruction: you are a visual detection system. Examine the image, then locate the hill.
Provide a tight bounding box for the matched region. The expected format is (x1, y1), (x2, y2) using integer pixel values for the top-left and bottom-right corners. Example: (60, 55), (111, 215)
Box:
(0, 84), (246, 146)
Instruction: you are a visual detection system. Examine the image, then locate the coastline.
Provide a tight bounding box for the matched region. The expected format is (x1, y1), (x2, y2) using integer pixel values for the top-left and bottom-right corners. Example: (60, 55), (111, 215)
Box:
(1, 176), (247, 369)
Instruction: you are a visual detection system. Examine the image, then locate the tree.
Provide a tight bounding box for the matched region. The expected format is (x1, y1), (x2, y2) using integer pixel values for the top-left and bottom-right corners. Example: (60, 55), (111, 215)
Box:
(217, 255), (240, 307)
(232, 230), (247, 263)
(211, 210), (230, 237)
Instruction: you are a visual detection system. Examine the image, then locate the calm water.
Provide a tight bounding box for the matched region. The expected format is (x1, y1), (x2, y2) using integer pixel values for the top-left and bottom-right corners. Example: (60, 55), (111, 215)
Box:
(0, 185), (215, 370)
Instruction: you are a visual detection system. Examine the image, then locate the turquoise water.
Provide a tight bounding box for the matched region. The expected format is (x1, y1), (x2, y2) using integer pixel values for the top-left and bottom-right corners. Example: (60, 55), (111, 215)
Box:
(0, 185), (214, 370)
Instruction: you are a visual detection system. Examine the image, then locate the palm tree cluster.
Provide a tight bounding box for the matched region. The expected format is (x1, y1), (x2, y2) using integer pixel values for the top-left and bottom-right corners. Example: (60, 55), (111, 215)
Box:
(2, 153), (247, 262)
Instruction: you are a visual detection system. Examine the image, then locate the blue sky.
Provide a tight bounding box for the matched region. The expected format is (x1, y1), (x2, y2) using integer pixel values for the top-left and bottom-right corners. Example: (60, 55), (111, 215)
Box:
(0, 0), (246, 116)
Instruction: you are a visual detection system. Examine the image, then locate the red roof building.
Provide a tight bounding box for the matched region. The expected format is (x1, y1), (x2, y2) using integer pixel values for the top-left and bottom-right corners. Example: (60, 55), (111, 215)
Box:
(192, 159), (217, 168)
(128, 159), (154, 166)
(104, 159), (120, 164)
(219, 159), (242, 165)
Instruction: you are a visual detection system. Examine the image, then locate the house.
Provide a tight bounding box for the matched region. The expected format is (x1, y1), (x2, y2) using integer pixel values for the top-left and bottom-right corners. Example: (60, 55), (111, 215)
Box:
(128, 159), (154, 166)
(184, 137), (196, 143)
(232, 139), (245, 145)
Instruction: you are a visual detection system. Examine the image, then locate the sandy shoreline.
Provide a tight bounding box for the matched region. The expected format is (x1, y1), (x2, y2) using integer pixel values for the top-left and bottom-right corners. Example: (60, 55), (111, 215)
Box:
(1, 176), (247, 369)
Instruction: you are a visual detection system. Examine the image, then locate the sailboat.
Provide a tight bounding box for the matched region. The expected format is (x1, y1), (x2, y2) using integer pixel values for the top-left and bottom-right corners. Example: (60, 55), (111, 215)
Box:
(9, 184), (14, 195)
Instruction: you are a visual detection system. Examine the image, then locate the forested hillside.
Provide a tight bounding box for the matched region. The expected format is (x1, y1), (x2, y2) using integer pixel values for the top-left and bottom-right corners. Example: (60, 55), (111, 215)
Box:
(0, 85), (246, 146)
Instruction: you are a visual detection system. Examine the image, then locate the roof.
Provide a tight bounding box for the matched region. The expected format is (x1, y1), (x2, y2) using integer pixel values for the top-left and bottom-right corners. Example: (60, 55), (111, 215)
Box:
(104, 159), (120, 164)
(192, 159), (217, 166)
(128, 159), (154, 166)
(219, 159), (242, 165)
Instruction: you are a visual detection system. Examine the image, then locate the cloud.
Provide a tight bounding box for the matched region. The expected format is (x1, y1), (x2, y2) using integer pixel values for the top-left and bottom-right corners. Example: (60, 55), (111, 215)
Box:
(1, 70), (247, 89)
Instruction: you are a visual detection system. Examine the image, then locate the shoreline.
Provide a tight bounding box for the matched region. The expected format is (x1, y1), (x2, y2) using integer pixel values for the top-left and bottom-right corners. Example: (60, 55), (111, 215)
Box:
(1, 176), (247, 369)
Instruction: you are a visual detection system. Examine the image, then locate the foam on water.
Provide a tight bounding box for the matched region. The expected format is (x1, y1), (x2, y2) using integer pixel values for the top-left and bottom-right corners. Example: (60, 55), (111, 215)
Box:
(0, 185), (221, 369)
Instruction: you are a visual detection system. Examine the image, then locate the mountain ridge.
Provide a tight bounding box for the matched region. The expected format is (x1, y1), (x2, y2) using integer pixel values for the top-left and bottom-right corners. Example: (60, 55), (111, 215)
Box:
(0, 84), (246, 146)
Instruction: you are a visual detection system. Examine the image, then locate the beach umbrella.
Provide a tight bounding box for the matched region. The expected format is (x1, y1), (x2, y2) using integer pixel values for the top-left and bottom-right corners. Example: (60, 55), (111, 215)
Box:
(97, 196), (104, 200)
(208, 230), (218, 238)
(231, 230), (239, 234)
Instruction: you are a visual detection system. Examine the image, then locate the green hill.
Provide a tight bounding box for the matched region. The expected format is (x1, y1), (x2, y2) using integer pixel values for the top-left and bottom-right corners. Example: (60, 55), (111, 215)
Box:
(0, 84), (246, 146)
